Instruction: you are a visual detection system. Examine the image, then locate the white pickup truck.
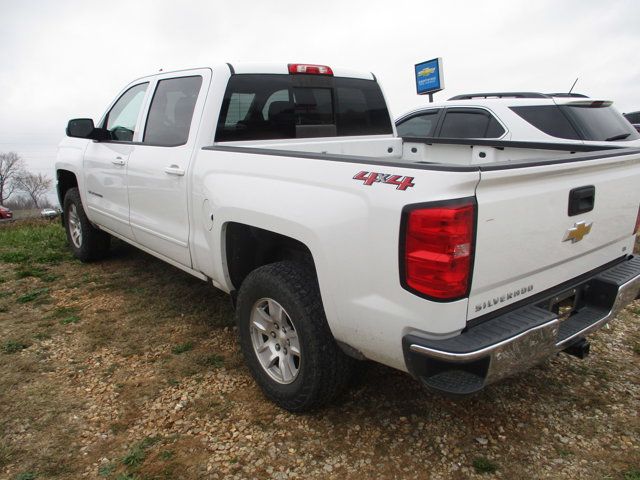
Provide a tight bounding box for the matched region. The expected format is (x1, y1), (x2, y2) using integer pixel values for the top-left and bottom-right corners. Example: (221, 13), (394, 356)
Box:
(56, 63), (640, 411)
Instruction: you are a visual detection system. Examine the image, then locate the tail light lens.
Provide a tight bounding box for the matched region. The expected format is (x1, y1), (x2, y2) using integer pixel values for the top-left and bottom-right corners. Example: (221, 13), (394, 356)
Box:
(288, 64), (333, 75)
(401, 200), (476, 300)
(634, 205), (640, 235)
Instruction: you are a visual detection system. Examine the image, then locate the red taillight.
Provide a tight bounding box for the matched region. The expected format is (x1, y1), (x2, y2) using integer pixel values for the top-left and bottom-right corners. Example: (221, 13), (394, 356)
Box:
(288, 63), (333, 75)
(634, 205), (640, 235)
(402, 201), (475, 300)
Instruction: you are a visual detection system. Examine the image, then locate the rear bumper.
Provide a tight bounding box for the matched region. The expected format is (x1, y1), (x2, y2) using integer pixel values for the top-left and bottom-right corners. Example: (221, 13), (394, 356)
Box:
(403, 255), (640, 394)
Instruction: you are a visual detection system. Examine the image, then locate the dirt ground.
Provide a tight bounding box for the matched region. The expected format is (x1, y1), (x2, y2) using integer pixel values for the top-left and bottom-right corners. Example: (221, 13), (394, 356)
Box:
(0, 221), (638, 480)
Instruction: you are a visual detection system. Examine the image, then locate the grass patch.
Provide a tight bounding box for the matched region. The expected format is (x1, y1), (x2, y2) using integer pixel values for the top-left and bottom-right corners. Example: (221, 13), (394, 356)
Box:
(159, 450), (174, 460)
(16, 288), (49, 304)
(14, 266), (48, 279)
(0, 221), (69, 266)
(115, 474), (141, 480)
(624, 469), (640, 480)
(2, 339), (29, 354)
(0, 440), (12, 468)
(60, 315), (80, 325)
(98, 462), (116, 477)
(49, 306), (80, 319)
(14, 473), (37, 480)
(472, 456), (498, 474)
(198, 353), (225, 368)
(171, 342), (194, 355)
(121, 437), (159, 468)
(33, 332), (51, 341)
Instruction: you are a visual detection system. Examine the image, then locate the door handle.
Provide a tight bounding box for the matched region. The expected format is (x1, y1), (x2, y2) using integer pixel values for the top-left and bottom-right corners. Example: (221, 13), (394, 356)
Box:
(112, 157), (125, 166)
(164, 165), (185, 176)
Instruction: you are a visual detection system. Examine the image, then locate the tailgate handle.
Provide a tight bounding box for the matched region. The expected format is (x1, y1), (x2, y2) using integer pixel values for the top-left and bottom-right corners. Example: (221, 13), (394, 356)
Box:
(568, 186), (595, 216)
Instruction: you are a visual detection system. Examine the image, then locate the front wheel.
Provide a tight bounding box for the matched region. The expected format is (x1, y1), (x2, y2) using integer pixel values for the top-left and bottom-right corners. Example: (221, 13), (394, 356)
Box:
(236, 261), (354, 412)
(63, 187), (110, 262)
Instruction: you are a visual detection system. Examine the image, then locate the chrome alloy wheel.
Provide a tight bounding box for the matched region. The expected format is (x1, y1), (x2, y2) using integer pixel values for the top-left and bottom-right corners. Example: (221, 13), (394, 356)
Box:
(250, 298), (301, 384)
(68, 203), (82, 248)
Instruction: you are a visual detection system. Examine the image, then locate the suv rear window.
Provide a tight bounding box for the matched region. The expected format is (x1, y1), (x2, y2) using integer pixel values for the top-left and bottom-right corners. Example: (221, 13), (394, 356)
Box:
(511, 104), (640, 141)
(562, 105), (640, 141)
(215, 74), (392, 142)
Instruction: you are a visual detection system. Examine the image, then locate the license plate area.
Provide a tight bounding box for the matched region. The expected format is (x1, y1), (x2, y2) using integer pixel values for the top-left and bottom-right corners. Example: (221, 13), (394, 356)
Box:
(538, 285), (586, 323)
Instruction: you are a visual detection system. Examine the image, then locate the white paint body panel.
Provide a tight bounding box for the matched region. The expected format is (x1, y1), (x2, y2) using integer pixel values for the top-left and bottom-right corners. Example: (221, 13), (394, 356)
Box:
(56, 63), (640, 374)
(469, 155), (640, 319)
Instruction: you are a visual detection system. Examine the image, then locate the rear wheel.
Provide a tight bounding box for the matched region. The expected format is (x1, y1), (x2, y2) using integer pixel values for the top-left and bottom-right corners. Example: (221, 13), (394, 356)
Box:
(236, 261), (354, 412)
(63, 188), (110, 262)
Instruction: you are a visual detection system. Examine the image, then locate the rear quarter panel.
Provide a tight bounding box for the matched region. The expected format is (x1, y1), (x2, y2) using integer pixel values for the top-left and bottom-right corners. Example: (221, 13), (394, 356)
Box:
(191, 150), (480, 370)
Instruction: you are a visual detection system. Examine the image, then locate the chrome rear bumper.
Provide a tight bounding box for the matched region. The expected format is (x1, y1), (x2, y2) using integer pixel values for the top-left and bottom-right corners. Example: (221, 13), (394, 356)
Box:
(403, 255), (640, 395)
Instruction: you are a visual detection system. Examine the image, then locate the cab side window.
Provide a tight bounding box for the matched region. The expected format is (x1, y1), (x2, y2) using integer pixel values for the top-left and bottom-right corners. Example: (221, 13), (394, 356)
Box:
(439, 108), (506, 139)
(144, 76), (203, 147)
(396, 110), (440, 137)
(104, 83), (149, 141)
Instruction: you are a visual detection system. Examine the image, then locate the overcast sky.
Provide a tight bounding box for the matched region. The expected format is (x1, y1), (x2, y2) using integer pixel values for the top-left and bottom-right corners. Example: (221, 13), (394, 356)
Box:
(1, 0), (638, 203)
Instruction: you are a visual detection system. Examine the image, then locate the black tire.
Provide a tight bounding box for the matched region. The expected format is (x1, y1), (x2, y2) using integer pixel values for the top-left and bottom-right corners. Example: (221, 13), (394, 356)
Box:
(63, 187), (110, 262)
(236, 261), (354, 412)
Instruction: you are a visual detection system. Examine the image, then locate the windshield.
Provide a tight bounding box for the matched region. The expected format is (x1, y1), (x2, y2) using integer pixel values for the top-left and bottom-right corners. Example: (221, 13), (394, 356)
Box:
(561, 104), (640, 142)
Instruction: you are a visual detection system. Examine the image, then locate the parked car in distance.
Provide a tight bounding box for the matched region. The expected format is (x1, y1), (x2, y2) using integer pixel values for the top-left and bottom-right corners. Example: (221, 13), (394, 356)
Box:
(0, 206), (13, 220)
(396, 92), (640, 148)
(624, 110), (640, 124)
(623, 111), (640, 133)
(41, 208), (60, 219)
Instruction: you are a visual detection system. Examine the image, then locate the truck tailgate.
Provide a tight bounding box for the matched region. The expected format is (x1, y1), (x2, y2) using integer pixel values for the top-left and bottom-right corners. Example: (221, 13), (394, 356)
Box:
(469, 150), (640, 320)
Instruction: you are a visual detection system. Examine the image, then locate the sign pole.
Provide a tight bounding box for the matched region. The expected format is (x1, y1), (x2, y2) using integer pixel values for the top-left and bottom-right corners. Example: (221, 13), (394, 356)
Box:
(428, 93), (433, 103)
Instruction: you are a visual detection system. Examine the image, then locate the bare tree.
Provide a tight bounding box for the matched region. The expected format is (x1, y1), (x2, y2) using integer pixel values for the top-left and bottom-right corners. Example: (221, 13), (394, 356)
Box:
(0, 152), (26, 205)
(16, 172), (53, 209)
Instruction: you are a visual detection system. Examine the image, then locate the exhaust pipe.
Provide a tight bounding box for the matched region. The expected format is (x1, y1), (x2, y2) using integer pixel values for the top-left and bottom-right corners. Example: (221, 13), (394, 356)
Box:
(562, 337), (590, 359)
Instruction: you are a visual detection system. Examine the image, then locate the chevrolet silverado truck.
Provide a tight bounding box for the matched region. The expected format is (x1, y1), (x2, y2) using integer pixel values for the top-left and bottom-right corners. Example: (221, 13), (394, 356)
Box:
(56, 63), (640, 411)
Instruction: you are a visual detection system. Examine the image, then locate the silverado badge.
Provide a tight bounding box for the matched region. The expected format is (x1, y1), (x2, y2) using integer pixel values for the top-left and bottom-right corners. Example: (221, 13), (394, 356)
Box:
(563, 221), (592, 243)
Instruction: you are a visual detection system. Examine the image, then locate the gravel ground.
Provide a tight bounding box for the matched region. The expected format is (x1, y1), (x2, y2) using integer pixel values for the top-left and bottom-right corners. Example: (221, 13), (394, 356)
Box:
(0, 223), (638, 479)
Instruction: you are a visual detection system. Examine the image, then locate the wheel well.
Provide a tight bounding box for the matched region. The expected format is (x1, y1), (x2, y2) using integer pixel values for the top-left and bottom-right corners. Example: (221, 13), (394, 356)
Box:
(225, 222), (316, 291)
(57, 170), (78, 206)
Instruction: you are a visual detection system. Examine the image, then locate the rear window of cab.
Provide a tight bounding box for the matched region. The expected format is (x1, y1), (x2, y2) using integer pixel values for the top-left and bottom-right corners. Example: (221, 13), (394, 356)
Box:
(215, 74), (393, 142)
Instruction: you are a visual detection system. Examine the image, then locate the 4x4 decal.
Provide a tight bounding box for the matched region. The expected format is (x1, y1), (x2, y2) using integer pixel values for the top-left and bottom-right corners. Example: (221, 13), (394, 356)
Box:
(353, 171), (415, 191)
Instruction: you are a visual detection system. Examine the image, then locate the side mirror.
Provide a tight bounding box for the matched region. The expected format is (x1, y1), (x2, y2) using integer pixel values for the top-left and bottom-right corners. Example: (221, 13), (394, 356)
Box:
(66, 119), (111, 141)
(66, 118), (95, 138)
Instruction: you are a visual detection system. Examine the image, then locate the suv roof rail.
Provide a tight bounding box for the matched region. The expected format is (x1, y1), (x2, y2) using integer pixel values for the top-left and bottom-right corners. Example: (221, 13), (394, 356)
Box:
(448, 92), (550, 100)
(547, 92), (589, 98)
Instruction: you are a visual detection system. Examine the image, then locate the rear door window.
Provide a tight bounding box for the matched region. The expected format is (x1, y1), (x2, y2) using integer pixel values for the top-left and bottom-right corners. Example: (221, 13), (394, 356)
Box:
(396, 110), (441, 137)
(143, 76), (203, 146)
(439, 108), (505, 139)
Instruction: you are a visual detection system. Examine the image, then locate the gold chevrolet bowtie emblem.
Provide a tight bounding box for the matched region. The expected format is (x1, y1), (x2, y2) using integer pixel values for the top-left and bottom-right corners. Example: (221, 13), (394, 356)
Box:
(563, 221), (592, 243)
